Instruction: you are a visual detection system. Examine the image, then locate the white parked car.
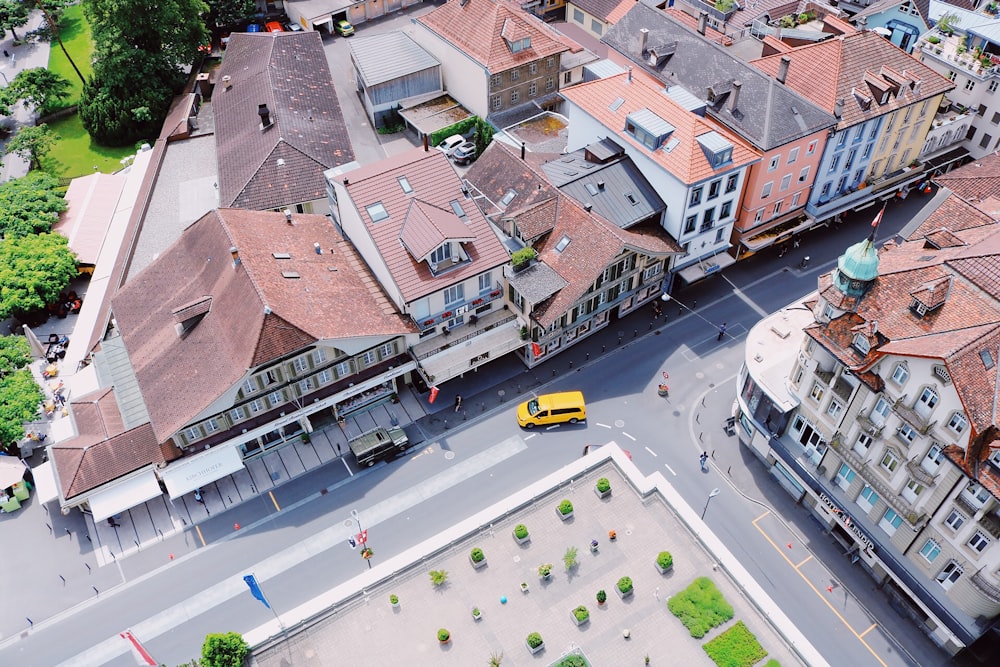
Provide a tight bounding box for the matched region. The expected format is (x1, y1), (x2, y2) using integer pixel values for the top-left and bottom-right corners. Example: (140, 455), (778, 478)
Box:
(436, 134), (465, 156)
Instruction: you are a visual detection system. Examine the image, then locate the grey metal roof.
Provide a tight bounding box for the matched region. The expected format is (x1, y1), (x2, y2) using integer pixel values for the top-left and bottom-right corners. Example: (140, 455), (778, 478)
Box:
(628, 108), (676, 137)
(583, 59), (627, 80)
(664, 84), (707, 115)
(696, 131), (731, 153)
(541, 151), (666, 230)
(350, 31), (440, 88)
(585, 137), (626, 161)
(968, 19), (1000, 44)
(504, 262), (569, 303)
(602, 1), (837, 150)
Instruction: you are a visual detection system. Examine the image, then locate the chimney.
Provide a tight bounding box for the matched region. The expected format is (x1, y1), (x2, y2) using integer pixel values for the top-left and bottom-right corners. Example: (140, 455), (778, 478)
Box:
(230, 246), (241, 267)
(857, 16), (867, 30)
(628, 66), (633, 83)
(423, 134), (428, 151)
(258, 103), (272, 129)
(314, 242), (322, 255)
(222, 75), (232, 90)
(284, 209), (293, 224)
(729, 80), (742, 112)
(521, 141), (526, 160)
(834, 98), (844, 118)
(597, 181), (605, 190)
(777, 56), (790, 84)
(639, 28), (649, 53)
(584, 203), (593, 212)
(698, 11), (708, 36)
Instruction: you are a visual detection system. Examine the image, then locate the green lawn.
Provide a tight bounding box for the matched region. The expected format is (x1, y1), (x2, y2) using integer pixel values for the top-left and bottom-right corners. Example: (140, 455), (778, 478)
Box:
(41, 4), (132, 179)
(47, 4), (93, 106)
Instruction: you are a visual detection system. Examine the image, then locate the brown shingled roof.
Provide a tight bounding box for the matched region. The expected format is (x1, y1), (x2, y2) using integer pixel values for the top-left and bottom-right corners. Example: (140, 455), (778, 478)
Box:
(934, 151), (1000, 203)
(215, 32), (353, 211)
(111, 209), (414, 442)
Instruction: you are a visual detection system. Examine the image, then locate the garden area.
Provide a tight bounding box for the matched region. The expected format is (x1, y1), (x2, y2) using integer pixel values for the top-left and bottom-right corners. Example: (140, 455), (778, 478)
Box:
(252, 464), (802, 667)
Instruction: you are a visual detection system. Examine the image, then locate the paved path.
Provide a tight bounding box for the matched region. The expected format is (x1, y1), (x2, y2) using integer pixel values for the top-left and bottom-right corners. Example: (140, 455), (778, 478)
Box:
(0, 10), (52, 182)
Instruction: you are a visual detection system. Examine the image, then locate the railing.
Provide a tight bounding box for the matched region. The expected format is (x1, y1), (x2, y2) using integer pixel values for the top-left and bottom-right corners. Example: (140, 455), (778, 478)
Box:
(830, 438), (917, 522)
(415, 284), (504, 332)
(955, 492), (981, 518)
(893, 399), (934, 435)
(979, 510), (1000, 539)
(412, 312), (516, 361)
(970, 569), (1000, 605)
(905, 459), (937, 487)
(857, 412), (885, 436)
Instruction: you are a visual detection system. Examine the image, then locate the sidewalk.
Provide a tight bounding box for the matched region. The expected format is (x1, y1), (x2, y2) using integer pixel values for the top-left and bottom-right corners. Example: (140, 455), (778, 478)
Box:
(0, 9), (52, 182)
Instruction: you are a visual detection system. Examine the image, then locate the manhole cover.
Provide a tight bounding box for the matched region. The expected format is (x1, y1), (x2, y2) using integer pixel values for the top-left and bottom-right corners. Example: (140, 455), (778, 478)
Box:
(695, 372), (705, 379)
(614, 419), (625, 428)
(444, 451), (456, 460)
(672, 410), (681, 417)
(343, 519), (353, 528)
(709, 383), (715, 388)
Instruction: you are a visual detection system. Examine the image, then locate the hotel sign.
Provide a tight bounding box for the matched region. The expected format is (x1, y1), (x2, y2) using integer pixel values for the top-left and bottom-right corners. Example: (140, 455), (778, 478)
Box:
(819, 493), (876, 555)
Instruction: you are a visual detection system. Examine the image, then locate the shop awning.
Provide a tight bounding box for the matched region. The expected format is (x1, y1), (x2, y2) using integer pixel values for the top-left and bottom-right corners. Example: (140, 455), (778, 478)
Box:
(160, 445), (245, 498)
(33, 460), (60, 504)
(87, 469), (162, 522)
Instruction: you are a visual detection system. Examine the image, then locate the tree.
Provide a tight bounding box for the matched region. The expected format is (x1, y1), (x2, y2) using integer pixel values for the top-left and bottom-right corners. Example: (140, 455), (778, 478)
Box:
(0, 232), (78, 321)
(0, 0), (29, 42)
(84, 0), (210, 70)
(78, 50), (176, 146)
(5, 124), (57, 170)
(0, 367), (43, 452)
(1, 68), (72, 115)
(0, 171), (68, 238)
(29, 0), (85, 84)
(205, 0), (254, 28)
(201, 632), (248, 667)
(0, 335), (32, 374)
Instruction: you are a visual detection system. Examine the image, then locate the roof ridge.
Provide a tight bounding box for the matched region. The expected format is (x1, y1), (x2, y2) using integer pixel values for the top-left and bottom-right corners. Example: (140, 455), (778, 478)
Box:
(216, 209), (268, 312)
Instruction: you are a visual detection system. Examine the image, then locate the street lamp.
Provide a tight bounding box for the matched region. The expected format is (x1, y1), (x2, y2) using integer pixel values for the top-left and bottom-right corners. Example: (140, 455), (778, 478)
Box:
(661, 292), (728, 340)
(351, 509), (373, 569)
(701, 488), (721, 520)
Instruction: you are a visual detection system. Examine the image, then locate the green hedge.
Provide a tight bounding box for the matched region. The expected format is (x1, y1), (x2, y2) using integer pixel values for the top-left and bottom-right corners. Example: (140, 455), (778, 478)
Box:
(667, 577), (734, 638)
(702, 621), (768, 667)
(428, 117), (495, 155)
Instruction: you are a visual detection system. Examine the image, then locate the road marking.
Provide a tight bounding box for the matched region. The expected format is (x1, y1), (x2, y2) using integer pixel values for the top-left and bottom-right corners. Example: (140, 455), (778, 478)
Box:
(621, 432), (636, 441)
(663, 463), (676, 476)
(644, 446), (657, 457)
(524, 433), (537, 440)
(859, 624), (878, 638)
(722, 275), (769, 318)
(595, 422), (611, 428)
(195, 525), (206, 547)
(342, 458), (354, 476)
(269, 491), (280, 512)
(546, 424), (560, 430)
(751, 516), (887, 667)
(795, 555), (813, 568)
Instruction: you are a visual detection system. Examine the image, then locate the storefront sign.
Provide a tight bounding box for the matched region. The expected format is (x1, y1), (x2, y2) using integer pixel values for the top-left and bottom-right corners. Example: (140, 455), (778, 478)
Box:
(161, 445), (246, 498)
(819, 493), (876, 554)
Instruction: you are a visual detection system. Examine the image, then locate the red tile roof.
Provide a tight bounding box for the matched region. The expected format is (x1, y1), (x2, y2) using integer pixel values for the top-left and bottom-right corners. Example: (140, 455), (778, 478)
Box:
(215, 32), (353, 211)
(341, 147), (511, 303)
(560, 70), (758, 184)
(416, 0), (570, 73)
(400, 199), (478, 260)
(934, 151), (1000, 203)
(111, 209), (414, 442)
(751, 30), (954, 130)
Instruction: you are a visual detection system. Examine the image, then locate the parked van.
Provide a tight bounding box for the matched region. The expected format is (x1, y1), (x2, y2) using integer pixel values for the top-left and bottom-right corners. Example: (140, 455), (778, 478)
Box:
(517, 391), (586, 428)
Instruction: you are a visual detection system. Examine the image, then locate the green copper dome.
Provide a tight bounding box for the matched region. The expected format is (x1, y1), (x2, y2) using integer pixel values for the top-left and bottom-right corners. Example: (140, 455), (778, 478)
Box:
(837, 238), (879, 282)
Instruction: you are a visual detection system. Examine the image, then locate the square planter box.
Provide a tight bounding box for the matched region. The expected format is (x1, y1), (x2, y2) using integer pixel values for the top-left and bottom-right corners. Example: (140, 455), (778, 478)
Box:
(513, 530), (530, 545)
(470, 555), (488, 569)
(655, 562), (673, 575)
(571, 612), (589, 626)
(594, 487), (611, 499)
(616, 586), (634, 600)
(526, 640), (545, 655)
(557, 508), (574, 521)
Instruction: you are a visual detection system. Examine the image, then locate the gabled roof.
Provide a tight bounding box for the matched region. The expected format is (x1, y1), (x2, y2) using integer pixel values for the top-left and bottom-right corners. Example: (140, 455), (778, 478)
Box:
(215, 32), (353, 211)
(416, 0), (570, 73)
(572, 0), (636, 23)
(560, 69), (758, 184)
(751, 29), (954, 130)
(602, 2), (837, 150)
(464, 141), (560, 225)
(111, 209), (413, 442)
(340, 147), (511, 302)
(852, 0), (930, 24)
(55, 172), (127, 266)
(400, 199), (478, 260)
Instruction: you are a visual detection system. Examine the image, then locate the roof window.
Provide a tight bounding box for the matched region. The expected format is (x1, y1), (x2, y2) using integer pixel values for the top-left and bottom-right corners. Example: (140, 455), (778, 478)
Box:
(366, 202), (389, 222)
(450, 200), (467, 218)
(554, 235), (571, 252)
(500, 189), (517, 209)
(981, 349), (996, 370)
(398, 176), (413, 194)
(624, 108), (675, 151)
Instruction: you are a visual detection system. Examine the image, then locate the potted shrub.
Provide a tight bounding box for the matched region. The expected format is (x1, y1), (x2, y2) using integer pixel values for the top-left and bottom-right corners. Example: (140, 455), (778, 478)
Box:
(389, 594), (399, 608)
(655, 551), (674, 574)
(511, 247), (537, 272)
(616, 576), (634, 599)
(470, 547), (487, 569)
(429, 569), (449, 587)
(472, 606), (483, 621)
(538, 563), (553, 579)
(525, 631), (544, 654)
(513, 523), (530, 545)
(437, 628), (451, 644)
(520, 325), (529, 340)
(520, 581), (530, 593)
(658, 383), (670, 397)
(571, 605), (590, 626)
(557, 499), (574, 520)
(596, 589), (607, 605)
(563, 546), (578, 571)
(595, 477), (611, 499)
(590, 539), (599, 553)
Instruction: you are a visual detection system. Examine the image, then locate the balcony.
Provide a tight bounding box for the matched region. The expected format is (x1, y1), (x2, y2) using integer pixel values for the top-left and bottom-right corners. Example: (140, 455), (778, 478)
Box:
(415, 285), (504, 333)
(857, 412), (886, 436)
(411, 310), (523, 385)
(919, 34), (1000, 80)
(970, 569), (1000, 606)
(905, 459), (937, 487)
(830, 437), (924, 524)
(893, 399), (935, 435)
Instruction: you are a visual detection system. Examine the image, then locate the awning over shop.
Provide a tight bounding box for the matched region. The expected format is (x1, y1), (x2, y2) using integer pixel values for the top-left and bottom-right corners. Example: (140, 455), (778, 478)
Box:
(676, 251), (736, 284)
(160, 444), (245, 498)
(87, 469), (162, 522)
(924, 146), (970, 172)
(33, 460), (60, 504)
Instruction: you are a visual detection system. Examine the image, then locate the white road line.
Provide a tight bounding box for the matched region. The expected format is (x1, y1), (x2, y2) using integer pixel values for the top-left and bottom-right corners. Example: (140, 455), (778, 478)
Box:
(342, 458), (354, 477)
(723, 275), (769, 318)
(644, 446), (657, 457)
(546, 424), (560, 430)
(595, 422), (611, 428)
(664, 463), (676, 476)
(621, 432), (636, 441)
(524, 433), (537, 440)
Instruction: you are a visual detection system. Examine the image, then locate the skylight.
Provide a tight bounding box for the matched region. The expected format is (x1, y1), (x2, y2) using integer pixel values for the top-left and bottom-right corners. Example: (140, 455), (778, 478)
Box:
(624, 192), (638, 205)
(398, 176), (413, 194)
(450, 200), (467, 218)
(981, 349), (996, 370)
(555, 235), (571, 252)
(366, 202), (389, 222)
(609, 97), (625, 112)
(585, 183), (599, 196)
(500, 189), (517, 208)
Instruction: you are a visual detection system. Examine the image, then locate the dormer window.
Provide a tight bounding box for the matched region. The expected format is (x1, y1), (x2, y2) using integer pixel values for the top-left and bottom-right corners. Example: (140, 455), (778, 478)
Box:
(852, 333), (871, 355)
(696, 131), (734, 168)
(430, 243), (452, 266)
(624, 109), (675, 151)
(507, 36), (531, 53)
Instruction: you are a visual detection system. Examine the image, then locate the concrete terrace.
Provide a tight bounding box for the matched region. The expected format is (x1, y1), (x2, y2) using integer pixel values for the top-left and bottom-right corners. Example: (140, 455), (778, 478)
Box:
(250, 446), (820, 667)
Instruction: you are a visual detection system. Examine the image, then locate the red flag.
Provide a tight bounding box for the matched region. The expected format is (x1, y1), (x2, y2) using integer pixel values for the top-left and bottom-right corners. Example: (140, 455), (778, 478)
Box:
(531, 342), (541, 356)
(120, 629), (156, 666)
(428, 386), (439, 404)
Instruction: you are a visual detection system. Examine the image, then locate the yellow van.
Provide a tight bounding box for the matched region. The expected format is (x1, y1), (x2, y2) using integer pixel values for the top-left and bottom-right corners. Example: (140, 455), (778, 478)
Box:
(517, 391), (586, 428)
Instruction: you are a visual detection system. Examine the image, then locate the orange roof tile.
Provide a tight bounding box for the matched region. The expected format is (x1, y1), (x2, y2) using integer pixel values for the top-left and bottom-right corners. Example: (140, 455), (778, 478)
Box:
(559, 70), (758, 184)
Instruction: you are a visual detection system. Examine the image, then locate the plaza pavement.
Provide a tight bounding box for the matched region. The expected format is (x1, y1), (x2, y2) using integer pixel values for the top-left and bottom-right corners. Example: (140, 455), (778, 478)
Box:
(250, 446), (819, 667)
(0, 10), (52, 183)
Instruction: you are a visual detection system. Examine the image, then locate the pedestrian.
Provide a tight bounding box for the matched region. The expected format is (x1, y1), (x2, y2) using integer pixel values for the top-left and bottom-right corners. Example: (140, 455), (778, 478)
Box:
(3, 50), (8, 59)
(194, 489), (204, 504)
(699, 452), (709, 471)
(107, 517), (120, 528)
(717, 322), (727, 341)
(652, 301), (662, 319)
(454, 394), (463, 412)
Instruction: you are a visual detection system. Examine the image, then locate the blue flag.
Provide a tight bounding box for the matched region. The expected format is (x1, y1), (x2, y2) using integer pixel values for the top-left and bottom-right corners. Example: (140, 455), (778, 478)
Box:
(243, 574), (271, 609)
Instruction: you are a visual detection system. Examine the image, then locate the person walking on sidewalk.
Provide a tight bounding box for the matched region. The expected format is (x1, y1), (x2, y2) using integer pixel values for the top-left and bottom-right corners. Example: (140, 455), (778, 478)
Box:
(717, 322), (727, 341)
(454, 394), (462, 412)
(699, 452), (709, 471)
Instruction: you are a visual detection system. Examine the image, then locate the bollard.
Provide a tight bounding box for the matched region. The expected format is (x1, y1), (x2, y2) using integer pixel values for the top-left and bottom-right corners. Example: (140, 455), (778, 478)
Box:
(586, 353), (590, 361)
(569, 361), (573, 369)
(552, 369), (556, 377)
(602, 345), (606, 353)
(633, 329), (638, 338)
(92, 586), (99, 596)
(648, 322), (653, 330)
(85, 563), (91, 574)
(617, 337), (622, 345)
(59, 575), (65, 585)
(26, 617), (33, 629)
(463, 410), (467, 421)
(444, 419), (449, 429)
